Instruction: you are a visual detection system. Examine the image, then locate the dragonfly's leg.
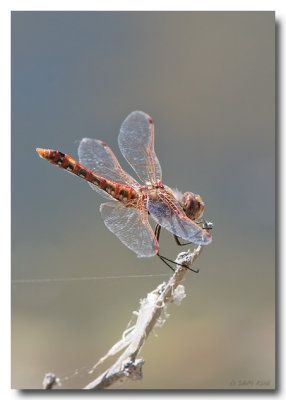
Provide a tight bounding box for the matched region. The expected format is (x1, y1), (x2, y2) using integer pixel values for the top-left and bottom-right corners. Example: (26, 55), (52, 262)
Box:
(154, 224), (174, 271)
(154, 225), (199, 273)
(157, 253), (199, 273)
(154, 224), (161, 241)
(173, 235), (192, 247)
(157, 254), (175, 272)
(197, 218), (214, 230)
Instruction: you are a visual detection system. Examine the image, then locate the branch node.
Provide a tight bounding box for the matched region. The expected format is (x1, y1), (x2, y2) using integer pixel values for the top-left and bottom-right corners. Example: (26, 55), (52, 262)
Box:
(123, 358), (144, 380)
(42, 372), (61, 389)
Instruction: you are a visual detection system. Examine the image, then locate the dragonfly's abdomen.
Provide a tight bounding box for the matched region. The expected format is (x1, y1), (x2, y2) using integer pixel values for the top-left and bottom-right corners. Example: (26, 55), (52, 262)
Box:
(36, 148), (137, 202)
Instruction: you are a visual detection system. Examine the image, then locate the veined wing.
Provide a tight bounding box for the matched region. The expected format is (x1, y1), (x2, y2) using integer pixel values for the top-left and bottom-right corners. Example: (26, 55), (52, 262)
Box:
(100, 201), (158, 258)
(78, 138), (140, 189)
(118, 111), (162, 185)
(147, 193), (212, 245)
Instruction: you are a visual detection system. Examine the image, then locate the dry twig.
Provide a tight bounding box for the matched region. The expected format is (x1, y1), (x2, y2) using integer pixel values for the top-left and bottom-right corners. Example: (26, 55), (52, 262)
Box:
(42, 372), (61, 389)
(84, 245), (203, 390)
(42, 245), (204, 390)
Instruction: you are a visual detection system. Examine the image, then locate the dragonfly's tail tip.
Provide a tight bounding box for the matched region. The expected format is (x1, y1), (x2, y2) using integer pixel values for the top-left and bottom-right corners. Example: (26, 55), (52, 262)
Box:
(36, 148), (45, 158)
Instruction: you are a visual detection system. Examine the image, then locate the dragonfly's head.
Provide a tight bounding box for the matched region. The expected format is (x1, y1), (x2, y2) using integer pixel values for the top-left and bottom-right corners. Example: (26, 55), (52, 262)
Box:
(181, 192), (204, 221)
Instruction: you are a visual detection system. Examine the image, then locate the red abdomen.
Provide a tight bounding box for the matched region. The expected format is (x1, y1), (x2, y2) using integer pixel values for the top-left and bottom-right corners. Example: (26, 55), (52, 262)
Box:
(36, 148), (137, 202)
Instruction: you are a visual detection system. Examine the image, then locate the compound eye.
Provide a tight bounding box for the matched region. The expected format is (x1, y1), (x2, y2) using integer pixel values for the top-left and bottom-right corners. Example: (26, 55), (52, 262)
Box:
(195, 195), (202, 204)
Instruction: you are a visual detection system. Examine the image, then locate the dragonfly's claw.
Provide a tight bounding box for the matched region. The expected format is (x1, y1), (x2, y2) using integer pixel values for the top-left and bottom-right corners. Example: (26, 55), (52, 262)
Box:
(198, 218), (214, 231)
(203, 221), (213, 230)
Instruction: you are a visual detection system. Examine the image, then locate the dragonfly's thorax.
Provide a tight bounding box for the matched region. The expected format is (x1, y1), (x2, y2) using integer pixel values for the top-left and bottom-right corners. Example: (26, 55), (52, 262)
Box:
(143, 183), (172, 200)
(150, 186), (204, 220)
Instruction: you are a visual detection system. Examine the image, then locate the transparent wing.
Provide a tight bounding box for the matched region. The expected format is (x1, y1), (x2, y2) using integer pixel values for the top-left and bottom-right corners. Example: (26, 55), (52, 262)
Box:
(78, 138), (140, 189)
(118, 111), (162, 185)
(100, 201), (158, 258)
(147, 194), (212, 245)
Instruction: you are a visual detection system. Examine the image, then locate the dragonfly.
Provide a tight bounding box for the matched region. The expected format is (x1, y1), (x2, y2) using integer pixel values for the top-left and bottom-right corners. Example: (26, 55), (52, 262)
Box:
(36, 111), (212, 271)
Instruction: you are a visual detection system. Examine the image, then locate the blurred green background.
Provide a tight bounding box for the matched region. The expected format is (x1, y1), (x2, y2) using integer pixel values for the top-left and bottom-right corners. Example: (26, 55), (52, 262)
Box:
(11, 11), (275, 389)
